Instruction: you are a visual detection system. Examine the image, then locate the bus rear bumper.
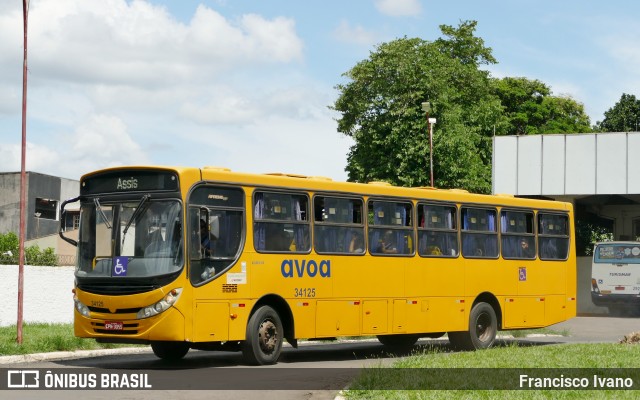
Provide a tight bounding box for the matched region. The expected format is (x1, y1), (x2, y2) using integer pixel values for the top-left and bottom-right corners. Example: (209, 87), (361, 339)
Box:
(591, 292), (640, 307)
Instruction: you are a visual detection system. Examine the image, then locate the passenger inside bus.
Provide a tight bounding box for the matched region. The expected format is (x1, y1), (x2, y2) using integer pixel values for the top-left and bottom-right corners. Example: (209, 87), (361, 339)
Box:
(200, 219), (214, 257)
(266, 226), (291, 251)
(378, 230), (398, 254)
(349, 232), (364, 253)
(520, 238), (535, 258)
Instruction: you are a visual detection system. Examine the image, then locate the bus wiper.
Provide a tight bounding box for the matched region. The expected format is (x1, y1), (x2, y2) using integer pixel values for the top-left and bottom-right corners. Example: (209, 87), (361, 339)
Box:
(94, 198), (112, 229)
(122, 194), (151, 240)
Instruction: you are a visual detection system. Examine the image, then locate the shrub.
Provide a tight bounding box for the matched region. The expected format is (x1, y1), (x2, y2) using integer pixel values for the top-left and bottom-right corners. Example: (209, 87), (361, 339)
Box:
(0, 232), (58, 266)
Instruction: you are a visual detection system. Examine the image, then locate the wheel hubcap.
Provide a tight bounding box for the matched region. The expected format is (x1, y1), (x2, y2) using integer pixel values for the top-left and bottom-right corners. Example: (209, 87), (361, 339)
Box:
(475, 312), (492, 342)
(258, 319), (278, 354)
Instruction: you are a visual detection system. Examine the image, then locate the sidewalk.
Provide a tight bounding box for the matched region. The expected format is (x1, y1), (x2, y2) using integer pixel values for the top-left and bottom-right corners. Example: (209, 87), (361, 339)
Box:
(0, 347), (151, 365)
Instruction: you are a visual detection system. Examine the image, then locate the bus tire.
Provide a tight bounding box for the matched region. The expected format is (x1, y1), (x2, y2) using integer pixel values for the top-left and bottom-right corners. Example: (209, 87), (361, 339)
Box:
(377, 334), (419, 349)
(242, 305), (283, 365)
(151, 341), (190, 361)
(448, 302), (497, 351)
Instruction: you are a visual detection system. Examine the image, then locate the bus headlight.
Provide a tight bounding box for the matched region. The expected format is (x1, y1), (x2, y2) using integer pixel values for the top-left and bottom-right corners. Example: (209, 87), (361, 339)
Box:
(73, 295), (90, 318)
(136, 288), (182, 319)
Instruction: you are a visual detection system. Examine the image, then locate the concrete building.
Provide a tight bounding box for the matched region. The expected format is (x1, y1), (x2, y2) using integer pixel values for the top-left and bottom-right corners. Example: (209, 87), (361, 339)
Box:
(493, 132), (640, 315)
(0, 171), (79, 264)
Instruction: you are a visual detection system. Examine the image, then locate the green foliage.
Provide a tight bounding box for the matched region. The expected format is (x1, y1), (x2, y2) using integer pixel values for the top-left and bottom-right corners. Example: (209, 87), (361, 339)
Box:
(574, 213), (614, 256)
(0, 232), (58, 266)
(596, 93), (640, 132)
(333, 21), (501, 193)
(334, 21), (592, 193)
(492, 77), (591, 135)
(0, 232), (19, 253)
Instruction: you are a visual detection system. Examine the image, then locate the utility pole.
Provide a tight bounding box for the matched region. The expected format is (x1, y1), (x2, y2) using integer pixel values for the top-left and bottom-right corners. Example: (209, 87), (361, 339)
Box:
(17, 0), (30, 344)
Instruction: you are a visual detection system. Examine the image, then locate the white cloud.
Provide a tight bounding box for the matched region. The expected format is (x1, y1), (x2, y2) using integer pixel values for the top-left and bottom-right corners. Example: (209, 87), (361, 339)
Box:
(0, 142), (59, 174)
(332, 20), (377, 46)
(374, 0), (422, 17)
(67, 114), (149, 166)
(0, 0), (345, 182)
(0, 1), (303, 88)
(0, 114), (150, 179)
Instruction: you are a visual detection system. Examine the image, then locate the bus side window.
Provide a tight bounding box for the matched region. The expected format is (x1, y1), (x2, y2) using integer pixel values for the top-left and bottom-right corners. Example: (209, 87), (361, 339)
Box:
(461, 207), (498, 258)
(254, 191), (310, 253)
(538, 213), (569, 260)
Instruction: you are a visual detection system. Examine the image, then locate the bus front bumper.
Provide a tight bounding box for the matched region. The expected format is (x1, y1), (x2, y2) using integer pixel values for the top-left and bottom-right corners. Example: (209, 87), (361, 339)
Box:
(74, 306), (186, 343)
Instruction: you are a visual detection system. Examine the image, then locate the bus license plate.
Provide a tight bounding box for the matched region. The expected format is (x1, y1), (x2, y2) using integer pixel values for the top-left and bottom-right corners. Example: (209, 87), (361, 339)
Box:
(104, 321), (124, 331)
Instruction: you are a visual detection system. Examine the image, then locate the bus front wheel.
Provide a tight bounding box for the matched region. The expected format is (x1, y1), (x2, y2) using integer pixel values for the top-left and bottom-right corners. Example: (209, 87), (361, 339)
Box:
(151, 341), (190, 361)
(448, 302), (497, 351)
(242, 305), (283, 365)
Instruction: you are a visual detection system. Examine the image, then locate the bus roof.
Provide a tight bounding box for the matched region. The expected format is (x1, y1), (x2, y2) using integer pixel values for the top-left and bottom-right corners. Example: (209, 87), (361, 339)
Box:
(81, 165), (572, 211)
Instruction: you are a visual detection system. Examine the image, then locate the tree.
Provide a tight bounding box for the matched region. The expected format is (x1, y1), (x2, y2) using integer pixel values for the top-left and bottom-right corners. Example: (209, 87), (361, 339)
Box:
(333, 21), (503, 193)
(597, 93), (640, 132)
(492, 77), (591, 135)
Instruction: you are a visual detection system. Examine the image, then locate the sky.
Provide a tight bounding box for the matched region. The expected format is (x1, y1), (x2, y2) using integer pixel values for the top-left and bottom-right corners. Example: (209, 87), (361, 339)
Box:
(1, 0), (639, 182)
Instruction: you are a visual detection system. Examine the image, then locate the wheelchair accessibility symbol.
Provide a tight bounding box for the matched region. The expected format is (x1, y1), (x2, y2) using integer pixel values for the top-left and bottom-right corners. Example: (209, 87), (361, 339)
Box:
(113, 257), (128, 277)
(519, 267), (527, 282)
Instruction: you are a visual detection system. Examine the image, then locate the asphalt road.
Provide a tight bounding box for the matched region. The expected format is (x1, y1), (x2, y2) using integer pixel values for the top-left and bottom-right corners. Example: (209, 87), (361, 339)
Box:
(1, 316), (638, 400)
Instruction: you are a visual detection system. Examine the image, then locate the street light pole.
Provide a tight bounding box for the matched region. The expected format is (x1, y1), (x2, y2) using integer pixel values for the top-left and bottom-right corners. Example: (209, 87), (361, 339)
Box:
(428, 117), (436, 187)
(421, 102), (437, 187)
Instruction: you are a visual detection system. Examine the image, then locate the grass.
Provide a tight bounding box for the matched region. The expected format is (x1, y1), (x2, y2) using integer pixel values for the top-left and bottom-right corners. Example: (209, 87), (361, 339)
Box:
(0, 323), (139, 356)
(344, 341), (640, 399)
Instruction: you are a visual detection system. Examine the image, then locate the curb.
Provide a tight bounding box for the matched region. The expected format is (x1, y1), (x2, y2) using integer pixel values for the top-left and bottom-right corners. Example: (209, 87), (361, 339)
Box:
(0, 347), (151, 365)
(0, 334), (565, 365)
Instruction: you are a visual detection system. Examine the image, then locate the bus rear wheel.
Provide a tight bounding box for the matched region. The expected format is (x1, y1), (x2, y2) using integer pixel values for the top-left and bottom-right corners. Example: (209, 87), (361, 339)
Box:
(151, 341), (190, 361)
(448, 302), (497, 351)
(242, 305), (283, 365)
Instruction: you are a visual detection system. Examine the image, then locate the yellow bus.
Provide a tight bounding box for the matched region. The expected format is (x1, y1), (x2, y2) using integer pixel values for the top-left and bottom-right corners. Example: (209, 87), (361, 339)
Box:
(59, 166), (576, 364)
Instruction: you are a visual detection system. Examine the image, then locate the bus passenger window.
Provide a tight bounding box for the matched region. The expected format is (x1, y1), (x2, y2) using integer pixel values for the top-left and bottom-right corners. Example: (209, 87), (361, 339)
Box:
(368, 200), (413, 256)
(418, 204), (458, 257)
(254, 191), (310, 253)
(538, 213), (569, 260)
(313, 196), (364, 254)
(461, 207), (498, 258)
(500, 210), (535, 260)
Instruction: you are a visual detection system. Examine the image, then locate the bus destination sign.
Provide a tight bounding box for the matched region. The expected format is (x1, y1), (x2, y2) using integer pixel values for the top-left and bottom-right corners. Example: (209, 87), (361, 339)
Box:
(81, 170), (179, 195)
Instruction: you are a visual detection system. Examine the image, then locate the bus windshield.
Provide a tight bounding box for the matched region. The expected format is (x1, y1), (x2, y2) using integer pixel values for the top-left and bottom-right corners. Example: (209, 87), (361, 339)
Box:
(76, 199), (183, 278)
(594, 243), (640, 264)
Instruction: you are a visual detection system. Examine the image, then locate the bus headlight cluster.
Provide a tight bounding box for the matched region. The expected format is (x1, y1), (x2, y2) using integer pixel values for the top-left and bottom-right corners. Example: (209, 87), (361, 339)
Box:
(73, 295), (90, 318)
(136, 288), (182, 319)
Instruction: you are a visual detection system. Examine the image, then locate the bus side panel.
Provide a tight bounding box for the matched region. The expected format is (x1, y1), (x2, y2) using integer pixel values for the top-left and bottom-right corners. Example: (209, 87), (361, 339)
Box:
(362, 300), (388, 334)
(193, 302), (229, 342)
(503, 297), (545, 328)
(422, 297), (467, 333)
(316, 300), (361, 337)
(288, 299), (316, 339)
(544, 294), (568, 326)
(517, 261), (566, 296)
(465, 259), (509, 300)
(420, 258), (465, 297)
